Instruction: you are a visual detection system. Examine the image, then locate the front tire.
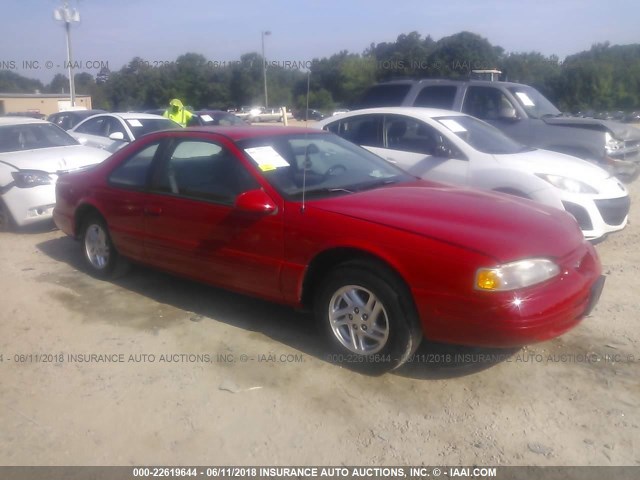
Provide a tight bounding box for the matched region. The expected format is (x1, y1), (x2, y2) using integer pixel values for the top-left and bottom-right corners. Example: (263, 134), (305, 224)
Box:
(0, 199), (14, 232)
(81, 214), (125, 278)
(315, 262), (422, 374)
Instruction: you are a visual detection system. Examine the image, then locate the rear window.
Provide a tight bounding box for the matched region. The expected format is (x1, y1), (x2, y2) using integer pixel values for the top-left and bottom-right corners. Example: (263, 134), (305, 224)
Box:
(414, 86), (457, 109)
(359, 84), (412, 107)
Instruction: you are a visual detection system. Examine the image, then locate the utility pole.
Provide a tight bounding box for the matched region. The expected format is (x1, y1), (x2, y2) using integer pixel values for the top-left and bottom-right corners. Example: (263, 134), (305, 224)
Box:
(54, 1), (80, 107)
(262, 30), (271, 108)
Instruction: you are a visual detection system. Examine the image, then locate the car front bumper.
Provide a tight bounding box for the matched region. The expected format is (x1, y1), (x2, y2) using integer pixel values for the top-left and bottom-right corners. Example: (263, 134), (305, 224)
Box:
(412, 241), (603, 347)
(2, 182), (57, 227)
(561, 194), (629, 240)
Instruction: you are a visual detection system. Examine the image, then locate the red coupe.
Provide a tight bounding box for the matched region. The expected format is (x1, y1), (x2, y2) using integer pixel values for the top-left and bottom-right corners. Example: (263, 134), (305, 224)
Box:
(54, 126), (604, 372)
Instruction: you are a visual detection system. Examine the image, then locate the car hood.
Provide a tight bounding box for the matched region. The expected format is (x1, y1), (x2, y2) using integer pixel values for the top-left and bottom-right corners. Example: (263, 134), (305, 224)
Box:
(494, 148), (615, 184)
(543, 116), (640, 141)
(0, 145), (110, 173)
(310, 182), (583, 262)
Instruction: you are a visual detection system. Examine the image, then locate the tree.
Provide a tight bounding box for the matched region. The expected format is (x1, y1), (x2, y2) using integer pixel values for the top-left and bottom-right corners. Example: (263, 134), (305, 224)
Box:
(0, 70), (44, 93)
(46, 74), (69, 94)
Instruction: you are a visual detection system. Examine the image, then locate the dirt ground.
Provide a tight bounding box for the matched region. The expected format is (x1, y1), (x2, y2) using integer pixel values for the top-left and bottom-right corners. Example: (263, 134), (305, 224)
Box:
(0, 163), (638, 467)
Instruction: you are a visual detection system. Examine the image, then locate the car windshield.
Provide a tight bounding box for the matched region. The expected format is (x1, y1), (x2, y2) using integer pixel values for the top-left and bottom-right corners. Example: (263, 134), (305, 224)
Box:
(237, 132), (415, 199)
(198, 113), (245, 126)
(507, 86), (561, 119)
(435, 115), (530, 154)
(125, 118), (179, 138)
(0, 123), (78, 153)
(359, 84), (412, 107)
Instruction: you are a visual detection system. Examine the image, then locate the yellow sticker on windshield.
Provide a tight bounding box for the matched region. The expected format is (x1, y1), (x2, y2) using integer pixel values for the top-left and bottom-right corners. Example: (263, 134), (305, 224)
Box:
(245, 146), (290, 172)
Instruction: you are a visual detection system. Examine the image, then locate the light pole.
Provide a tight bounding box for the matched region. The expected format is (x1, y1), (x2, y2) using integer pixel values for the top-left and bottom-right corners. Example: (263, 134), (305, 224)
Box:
(54, 1), (80, 107)
(261, 30), (271, 108)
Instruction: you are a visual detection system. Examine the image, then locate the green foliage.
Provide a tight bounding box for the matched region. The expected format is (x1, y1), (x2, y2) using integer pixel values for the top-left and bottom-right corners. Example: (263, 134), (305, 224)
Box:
(0, 70), (44, 93)
(3, 34), (639, 113)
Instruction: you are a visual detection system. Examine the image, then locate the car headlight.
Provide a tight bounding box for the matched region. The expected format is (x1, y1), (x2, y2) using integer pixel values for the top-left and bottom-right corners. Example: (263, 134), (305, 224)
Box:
(605, 132), (624, 155)
(536, 174), (598, 194)
(475, 258), (560, 291)
(11, 170), (53, 188)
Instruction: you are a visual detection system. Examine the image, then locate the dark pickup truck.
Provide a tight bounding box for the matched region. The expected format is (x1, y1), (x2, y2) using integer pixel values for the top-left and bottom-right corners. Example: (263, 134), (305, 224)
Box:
(359, 79), (640, 180)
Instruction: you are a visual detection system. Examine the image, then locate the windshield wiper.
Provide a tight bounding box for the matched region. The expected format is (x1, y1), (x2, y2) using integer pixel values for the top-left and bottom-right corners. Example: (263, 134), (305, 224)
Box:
(291, 187), (354, 199)
(353, 178), (400, 192)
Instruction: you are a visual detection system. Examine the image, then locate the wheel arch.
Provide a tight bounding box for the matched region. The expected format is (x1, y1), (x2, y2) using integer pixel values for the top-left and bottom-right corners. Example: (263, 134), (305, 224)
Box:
(301, 246), (414, 310)
(74, 202), (105, 238)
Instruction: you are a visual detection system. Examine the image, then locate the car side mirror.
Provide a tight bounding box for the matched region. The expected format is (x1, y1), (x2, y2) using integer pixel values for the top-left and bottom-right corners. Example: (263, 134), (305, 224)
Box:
(109, 132), (125, 141)
(76, 137), (88, 145)
(499, 107), (519, 121)
(235, 189), (277, 214)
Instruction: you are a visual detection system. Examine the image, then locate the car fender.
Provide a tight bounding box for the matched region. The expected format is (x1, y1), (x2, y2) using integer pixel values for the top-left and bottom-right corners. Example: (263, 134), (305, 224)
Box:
(471, 167), (563, 209)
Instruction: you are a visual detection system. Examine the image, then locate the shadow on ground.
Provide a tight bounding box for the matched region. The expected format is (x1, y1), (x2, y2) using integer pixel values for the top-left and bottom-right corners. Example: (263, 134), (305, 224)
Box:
(37, 235), (517, 379)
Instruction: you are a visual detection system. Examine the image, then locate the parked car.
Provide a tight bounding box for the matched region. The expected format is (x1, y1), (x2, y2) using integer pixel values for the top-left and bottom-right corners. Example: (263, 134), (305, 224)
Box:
(317, 108), (629, 241)
(625, 111), (640, 123)
(295, 109), (326, 121)
(233, 106), (260, 120)
(247, 107), (291, 123)
(68, 113), (179, 152)
(359, 79), (640, 181)
(0, 117), (110, 229)
(188, 110), (249, 126)
(1, 112), (47, 120)
(144, 109), (166, 116)
(47, 109), (106, 131)
(54, 126), (604, 373)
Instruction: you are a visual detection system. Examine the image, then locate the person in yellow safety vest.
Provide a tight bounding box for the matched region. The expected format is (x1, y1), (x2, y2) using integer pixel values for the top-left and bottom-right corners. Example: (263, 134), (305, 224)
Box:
(163, 98), (193, 127)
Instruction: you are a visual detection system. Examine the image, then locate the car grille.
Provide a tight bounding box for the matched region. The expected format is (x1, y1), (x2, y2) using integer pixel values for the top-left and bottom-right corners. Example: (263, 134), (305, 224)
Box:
(562, 201), (592, 231)
(595, 197), (630, 226)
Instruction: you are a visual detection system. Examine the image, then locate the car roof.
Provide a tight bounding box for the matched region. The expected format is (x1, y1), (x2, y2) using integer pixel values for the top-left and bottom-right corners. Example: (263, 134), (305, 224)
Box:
(375, 78), (532, 89)
(99, 112), (169, 120)
(0, 116), (50, 126)
(326, 107), (466, 119)
(194, 110), (229, 114)
(166, 125), (327, 141)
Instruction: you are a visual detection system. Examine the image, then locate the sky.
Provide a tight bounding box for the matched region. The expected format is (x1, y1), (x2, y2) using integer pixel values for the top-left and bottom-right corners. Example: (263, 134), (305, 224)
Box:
(2, 0), (639, 85)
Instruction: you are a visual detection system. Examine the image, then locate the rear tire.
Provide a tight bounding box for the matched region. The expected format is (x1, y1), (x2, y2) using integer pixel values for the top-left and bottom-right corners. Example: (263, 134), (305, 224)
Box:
(314, 261), (422, 374)
(81, 214), (128, 279)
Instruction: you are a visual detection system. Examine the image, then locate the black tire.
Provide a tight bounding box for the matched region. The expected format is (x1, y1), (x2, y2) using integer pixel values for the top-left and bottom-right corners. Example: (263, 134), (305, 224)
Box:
(80, 214), (127, 279)
(0, 198), (14, 232)
(314, 261), (422, 374)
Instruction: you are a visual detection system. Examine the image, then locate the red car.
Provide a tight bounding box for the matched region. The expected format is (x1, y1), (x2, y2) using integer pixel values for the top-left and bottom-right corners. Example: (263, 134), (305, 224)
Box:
(54, 126), (604, 373)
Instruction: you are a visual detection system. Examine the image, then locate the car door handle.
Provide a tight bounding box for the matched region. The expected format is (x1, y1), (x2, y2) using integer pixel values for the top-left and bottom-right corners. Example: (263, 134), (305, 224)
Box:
(144, 205), (163, 216)
(385, 157), (397, 163)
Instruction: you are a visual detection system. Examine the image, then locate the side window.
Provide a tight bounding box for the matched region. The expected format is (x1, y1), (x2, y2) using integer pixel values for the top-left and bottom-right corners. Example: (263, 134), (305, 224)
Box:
(51, 114), (70, 130)
(384, 115), (465, 160)
(324, 115), (383, 147)
(462, 87), (517, 121)
(414, 86), (457, 109)
(152, 140), (258, 204)
(384, 116), (439, 155)
(75, 117), (106, 136)
(104, 117), (127, 138)
(109, 142), (160, 188)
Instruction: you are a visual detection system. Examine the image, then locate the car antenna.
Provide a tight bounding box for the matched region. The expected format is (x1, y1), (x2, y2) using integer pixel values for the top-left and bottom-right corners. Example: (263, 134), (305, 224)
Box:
(301, 70), (311, 213)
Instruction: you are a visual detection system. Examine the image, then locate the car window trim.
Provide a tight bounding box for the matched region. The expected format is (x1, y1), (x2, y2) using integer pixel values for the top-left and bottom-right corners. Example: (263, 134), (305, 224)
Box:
(147, 137), (246, 208)
(106, 138), (168, 191)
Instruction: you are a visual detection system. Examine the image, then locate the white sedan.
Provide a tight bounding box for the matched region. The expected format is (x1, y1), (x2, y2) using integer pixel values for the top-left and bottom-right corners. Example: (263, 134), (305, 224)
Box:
(0, 117), (110, 229)
(68, 112), (179, 152)
(317, 107), (629, 241)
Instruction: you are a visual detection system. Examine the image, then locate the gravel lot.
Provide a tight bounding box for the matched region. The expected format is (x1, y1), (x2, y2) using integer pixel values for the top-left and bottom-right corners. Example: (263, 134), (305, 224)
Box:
(0, 155), (638, 466)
